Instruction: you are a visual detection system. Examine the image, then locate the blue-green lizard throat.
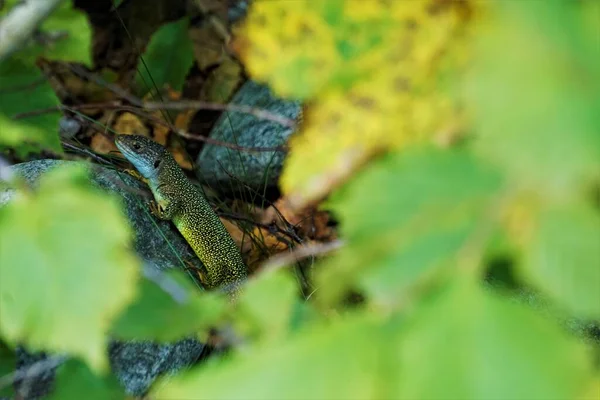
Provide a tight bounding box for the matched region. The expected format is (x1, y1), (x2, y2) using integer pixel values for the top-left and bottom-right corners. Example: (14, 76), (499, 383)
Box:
(115, 134), (247, 289)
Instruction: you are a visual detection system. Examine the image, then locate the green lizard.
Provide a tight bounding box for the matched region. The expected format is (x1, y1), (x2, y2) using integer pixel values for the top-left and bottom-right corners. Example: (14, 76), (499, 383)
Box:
(115, 134), (247, 289)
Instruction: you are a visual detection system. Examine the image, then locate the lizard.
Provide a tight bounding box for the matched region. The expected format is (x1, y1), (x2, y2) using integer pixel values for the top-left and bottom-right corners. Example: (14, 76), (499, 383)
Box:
(114, 134), (247, 290)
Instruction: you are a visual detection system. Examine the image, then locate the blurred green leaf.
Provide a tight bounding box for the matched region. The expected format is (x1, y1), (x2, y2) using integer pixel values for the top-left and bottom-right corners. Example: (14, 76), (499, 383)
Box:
(111, 270), (227, 341)
(0, 59), (61, 154)
(48, 359), (124, 400)
(318, 148), (501, 307)
(0, 0), (91, 154)
(580, 374), (600, 400)
(466, 0), (600, 199)
(0, 0), (91, 65)
(521, 202), (600, 319)
(135, 18), (195, 96)
(394, 280), (592, 399)
(0, 165), (139, 371)
(0, 341), (16, 397)
(153, 313), (385, 400)
(40, 1), (92, 65)
(233, 270), (297, 341)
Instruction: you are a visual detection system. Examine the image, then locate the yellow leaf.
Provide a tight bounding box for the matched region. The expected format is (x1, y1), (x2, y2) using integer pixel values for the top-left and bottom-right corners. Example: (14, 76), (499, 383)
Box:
(238, 0), (474, 209)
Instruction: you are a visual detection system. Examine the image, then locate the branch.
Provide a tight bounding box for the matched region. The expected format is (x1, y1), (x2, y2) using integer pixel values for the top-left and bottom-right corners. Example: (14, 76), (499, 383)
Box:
(261, 240), (345, 272)
(0, 0), (65, 61)
(65, 64), (143, 106)
(12, 102), (290, 153)
(142, 263), (190, 304)
(0, 354), (67, 392)
(143, 101), (296, 129)
(192, 0), (232, 45)
(48, 64), (297, 128)
(218, 211), (299, 246)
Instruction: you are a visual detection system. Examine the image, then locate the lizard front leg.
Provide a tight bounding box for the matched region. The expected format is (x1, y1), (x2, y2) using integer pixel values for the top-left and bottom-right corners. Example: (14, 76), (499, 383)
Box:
(150, 186), (180, 220)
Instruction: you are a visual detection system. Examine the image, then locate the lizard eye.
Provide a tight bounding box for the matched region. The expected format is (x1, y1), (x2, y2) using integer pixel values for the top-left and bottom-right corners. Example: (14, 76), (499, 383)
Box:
(153, 159), (161, 169)
(132, 142), (141, 150)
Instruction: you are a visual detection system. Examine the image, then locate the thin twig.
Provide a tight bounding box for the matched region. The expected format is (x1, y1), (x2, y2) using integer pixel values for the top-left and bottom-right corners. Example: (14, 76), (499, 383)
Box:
(61, 141), (114, 165)
(109, 104), (288, 152)
(175, 128), (287, 153)
(0, 0), (64, 61)
(213, 159), (303, 244)
(0, 76), (47, 94)
(192, 0), (232, 45)
(0, 354), (67, 392)
(219, 211), (298, 246)
(12, 102), (290, 153)
(142, 263), (190, 304)
(0, 155), (14, 182)
(143, 101), (296, 129)
(64, 63), (143, 106)
(14, 63), (296, 129)
(261, 240), (345, 272)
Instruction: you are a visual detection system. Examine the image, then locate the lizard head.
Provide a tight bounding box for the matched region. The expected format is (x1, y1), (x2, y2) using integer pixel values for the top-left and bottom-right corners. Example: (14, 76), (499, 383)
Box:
(115, 134), (167, 179)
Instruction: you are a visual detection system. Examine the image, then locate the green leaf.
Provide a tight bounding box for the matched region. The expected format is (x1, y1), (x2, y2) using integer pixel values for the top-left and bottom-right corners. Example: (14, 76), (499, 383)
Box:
(152, 278), (595, 400)
(0, 0), (91, 65)
(394, 280), (592, 399)
(521, 202), (600, 319)
(152, 313), (385, 400)
(237, 1), (463, 100)
(0, 341), (16, 398)
(318, 148), (501, 307)
(233, 270), (298, 341)
(111, 270), (227, 341)
(48, 359), (124, 400)
(40, 1), (93, 65)
(0, 165), (139, 371)
(0, 59), (62, 154)
(135, 18), (195, 96)
(0, 0), (92, 154)
(466, 0), (600, 199)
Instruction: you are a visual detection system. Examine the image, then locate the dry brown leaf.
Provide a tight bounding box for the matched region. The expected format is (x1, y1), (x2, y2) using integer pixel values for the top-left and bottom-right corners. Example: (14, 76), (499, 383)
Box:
(219, 216), (287, 272)
(170, 141), (194, 170)
(90, 133), (118, 155)
(146, 88), (184, 145)
(220, 218), (253, 254)
(245, 225), (290, 272)
(165, 87), (182, 100)
(174, 110), (196, 132)
(37, 59), (117, 107)
(88, 112), (118, 155)
(260, 198), (336, 242)
(114, 112), (149, 136)
(200, 57), (243, 103)
(189, 25), (227, 71)
(153, 121), (170, 146)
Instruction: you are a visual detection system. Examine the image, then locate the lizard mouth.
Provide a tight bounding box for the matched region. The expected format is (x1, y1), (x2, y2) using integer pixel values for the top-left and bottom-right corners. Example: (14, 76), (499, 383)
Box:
(114, 135), (133, 156)
(114, 136), (138, 166)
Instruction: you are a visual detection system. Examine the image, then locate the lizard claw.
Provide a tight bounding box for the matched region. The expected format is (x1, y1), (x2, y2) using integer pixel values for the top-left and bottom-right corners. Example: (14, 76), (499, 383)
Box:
(123, 168), (148, 184)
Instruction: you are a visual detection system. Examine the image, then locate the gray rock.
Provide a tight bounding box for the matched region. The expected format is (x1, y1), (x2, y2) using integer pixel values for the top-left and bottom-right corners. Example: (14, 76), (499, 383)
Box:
(108, 338), (203, 395)
(196, 80), (301, 192)
(58, 116), (81, 139)
(2, 160), (205, 397)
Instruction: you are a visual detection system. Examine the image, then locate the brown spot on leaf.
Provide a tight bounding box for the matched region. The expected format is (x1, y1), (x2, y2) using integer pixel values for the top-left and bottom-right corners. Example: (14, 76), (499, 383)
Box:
(394, 77), (411, 92)
(351, 96), (376, 110)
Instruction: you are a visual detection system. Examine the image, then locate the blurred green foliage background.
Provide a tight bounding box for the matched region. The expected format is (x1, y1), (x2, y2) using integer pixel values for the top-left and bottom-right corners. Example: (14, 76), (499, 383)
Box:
(0, 0), (599, 398)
